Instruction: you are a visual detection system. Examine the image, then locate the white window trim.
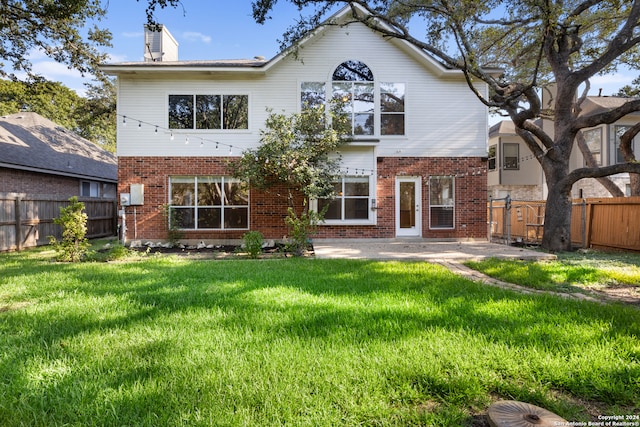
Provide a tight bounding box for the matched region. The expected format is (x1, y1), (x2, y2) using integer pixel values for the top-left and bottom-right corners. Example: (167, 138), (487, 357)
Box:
(169, 176), (250, 231)
(313, 174), (377, 226)
(166, 92), (252, 133)
(428, 176), (455, 230)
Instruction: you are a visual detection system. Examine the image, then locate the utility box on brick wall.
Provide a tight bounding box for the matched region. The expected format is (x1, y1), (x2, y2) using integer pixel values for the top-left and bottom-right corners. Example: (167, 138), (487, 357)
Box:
(130, 184), (144, 205)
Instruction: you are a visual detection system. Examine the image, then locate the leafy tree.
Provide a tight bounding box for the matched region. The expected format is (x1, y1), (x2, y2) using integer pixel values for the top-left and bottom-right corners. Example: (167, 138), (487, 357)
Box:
(0, 0), (111, 81)
(75, 80), (117, 152)
(251, 0), (640, 252)
(231, 104), (349, 253)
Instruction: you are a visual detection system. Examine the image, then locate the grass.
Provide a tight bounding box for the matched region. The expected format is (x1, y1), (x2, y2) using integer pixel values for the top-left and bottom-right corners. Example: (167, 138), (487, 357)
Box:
(465, 250), (640, 293)
(1, 247), (639, 426)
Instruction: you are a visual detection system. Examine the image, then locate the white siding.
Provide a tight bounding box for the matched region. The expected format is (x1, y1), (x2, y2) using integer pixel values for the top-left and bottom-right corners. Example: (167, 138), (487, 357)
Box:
(116, 21), (488, 159)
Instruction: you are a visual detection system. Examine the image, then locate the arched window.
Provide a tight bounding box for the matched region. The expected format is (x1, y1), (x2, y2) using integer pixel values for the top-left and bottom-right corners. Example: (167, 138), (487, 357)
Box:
(332, 60), (374, 82)
(332, 60), (375, 135)
(300, 60), (405, 136)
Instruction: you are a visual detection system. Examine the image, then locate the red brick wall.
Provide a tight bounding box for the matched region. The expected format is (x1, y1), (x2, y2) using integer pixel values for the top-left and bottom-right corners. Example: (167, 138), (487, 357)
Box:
(119, 156), (488, 242)
(0, 168), (80, 197)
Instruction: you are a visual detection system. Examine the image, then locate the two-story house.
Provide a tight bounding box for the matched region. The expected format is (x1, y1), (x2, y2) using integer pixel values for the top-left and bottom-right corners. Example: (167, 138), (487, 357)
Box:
(488, 95), (640, 200)
(102, 5), (489, 244)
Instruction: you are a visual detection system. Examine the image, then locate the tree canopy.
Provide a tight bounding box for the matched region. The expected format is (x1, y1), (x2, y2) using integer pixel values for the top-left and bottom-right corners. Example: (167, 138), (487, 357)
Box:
(251, 0), (640, 251)
(0, 0), (112, 81)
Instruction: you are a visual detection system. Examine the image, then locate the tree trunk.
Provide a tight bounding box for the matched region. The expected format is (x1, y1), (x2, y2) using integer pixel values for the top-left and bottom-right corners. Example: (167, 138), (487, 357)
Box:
(541, 184), (574, 252)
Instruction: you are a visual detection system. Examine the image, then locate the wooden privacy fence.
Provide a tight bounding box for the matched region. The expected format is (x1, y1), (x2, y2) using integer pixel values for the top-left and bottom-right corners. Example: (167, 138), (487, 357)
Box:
(488, 197), (640, 251)
(0, 194), (117, 252)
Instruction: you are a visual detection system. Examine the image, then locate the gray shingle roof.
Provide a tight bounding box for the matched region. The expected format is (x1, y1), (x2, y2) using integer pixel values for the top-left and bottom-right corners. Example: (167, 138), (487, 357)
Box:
(0, 112), (117, 182)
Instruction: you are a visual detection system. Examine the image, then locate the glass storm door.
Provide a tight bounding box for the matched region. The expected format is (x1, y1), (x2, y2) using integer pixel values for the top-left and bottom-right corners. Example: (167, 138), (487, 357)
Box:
(396, 177), (422, 237)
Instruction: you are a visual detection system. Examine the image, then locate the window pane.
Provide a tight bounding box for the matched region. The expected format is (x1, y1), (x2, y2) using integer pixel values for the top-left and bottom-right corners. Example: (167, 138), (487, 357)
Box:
(431, 207), (454, 228)
(381, 114), (404, 135)
(503, 143), (519, 170)
(81, 182), (90, 197)
(429, 177), (454, 205)
(171, 207), (195, 229)
(223, 95), (248, 129)
(169, 95), (193, 129)
(488, 145), (497, 170)
(301, 82), (325, 109)
(354, 83), (374, 113)
(171, 177), (195, 206)
(380, 83), (405, 112)
(584, 129), (602, 165)
(198, 207), (221, 229)
(332, 61), (374, 81)
(345, 198), (369, 219)
(615, 125), (631, 164)
(318, 198), (341, 219)
(344, 178), (369, 196)
(224, 180), (249, 205)
(195, 95), (221, 129)
(354, 113), (374, 135)
(224, 207), (248, 229)
(332, 83), (352, 108)
(198, 177), (222, 206)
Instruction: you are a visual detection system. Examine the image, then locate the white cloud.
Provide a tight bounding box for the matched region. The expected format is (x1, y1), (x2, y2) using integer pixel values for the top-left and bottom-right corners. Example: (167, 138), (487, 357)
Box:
(122, 31), (144, 38)
(182, 31), (212, 44)
(31, 61), (84, 80)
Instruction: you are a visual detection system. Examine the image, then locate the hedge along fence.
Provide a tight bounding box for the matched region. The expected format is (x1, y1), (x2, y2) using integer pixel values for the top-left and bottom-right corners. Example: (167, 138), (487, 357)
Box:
(0, 194), (117, 252)
(488, 197), (640, 251)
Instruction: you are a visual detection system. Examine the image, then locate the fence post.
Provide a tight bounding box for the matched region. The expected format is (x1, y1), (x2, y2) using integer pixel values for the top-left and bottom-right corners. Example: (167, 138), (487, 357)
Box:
(581, 199), (587, 249)
(489, 196), (493, 242)
(15, 197), (22, 251)
(505, 195), (512, 245)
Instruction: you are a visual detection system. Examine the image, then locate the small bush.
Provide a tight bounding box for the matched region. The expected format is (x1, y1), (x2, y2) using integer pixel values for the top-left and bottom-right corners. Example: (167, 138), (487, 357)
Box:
(48, 197), (90, 262)
(242, 231), (264, 259)
(284, 207), (319, 257)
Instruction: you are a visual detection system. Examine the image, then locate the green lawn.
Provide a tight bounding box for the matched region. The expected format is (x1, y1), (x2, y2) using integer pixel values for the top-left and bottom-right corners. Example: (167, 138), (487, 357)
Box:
(1, 248), (639, 426)
(465, 250), (640, 293)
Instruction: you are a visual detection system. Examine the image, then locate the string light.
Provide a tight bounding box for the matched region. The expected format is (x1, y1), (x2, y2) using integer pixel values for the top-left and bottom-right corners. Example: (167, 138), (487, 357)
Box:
(116, 112), (490, 178)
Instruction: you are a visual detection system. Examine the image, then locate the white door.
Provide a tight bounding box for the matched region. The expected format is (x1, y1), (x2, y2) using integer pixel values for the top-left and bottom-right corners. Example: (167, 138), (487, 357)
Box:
(396, 177), (422, 237)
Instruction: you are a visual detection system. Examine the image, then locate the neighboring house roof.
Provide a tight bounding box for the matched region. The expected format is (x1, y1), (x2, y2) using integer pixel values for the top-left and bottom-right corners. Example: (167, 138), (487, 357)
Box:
(492, 96), (640, 137)
(0, 112), (117, 183)
(489, 120), (517, 137)
(580, 95), (640, 117)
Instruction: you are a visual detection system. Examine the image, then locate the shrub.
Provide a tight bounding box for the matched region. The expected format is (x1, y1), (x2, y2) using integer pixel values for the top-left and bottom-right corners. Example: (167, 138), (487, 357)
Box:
(242, 231), (264, 259)
(284, 207), (320, 257)
(48, 197), (90, 262)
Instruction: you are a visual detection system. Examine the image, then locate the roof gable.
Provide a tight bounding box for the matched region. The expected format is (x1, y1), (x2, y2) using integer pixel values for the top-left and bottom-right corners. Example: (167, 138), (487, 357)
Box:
(100, 4), (466, 80)
(0, 112), (117, 182)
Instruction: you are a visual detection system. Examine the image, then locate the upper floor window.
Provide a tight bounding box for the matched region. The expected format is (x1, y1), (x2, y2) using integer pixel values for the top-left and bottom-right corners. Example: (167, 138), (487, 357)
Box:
(332, 61), (374, 136)
(583, 128), (602, 166)
(488, 145), (497, 170)
(380, 83), (405, 135)
(168, 94), (248, 130)
(301, 60), (405, 136)
(614, 125), (637, 164)
(503, 143), (519, 170)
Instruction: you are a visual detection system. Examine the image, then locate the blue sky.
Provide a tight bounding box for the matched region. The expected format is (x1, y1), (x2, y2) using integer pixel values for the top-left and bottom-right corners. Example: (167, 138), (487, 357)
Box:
(26, 0), (637, 100)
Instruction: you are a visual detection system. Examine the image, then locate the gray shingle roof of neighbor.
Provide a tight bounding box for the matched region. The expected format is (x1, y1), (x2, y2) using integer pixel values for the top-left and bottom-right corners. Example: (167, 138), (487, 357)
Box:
(491, 96), (640, 136)
(0, 112), (117, 182)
